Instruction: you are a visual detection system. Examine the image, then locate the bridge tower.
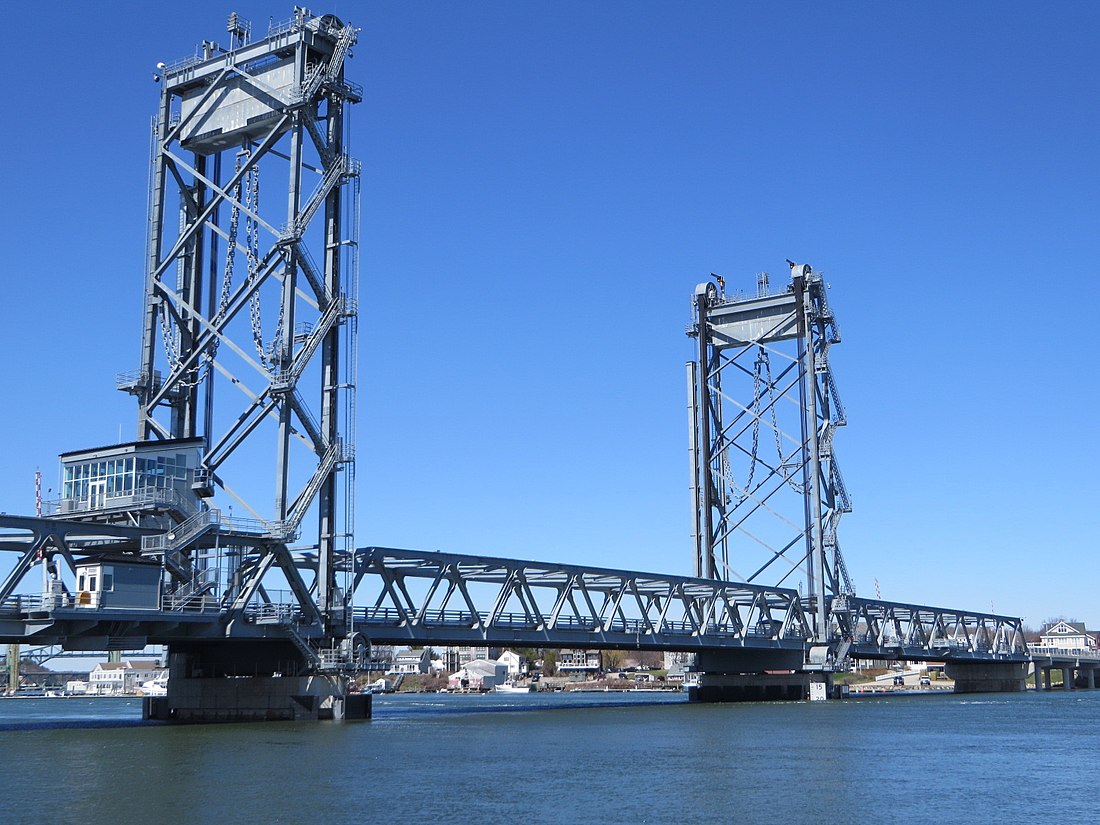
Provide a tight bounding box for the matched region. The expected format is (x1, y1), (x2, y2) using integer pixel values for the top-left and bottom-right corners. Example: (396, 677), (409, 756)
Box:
(687, 263), (853, 643)
(117, 8), (364, 719)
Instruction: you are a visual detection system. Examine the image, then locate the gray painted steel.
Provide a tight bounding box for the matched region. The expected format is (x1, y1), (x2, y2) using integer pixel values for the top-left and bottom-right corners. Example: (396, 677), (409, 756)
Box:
(687, 264), (853, 642)
(0, 17), (1034, 683)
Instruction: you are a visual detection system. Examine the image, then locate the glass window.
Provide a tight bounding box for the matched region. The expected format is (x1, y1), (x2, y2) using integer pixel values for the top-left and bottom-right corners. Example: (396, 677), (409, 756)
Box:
(88, 575), (98, 591)
(102, 568), (114, 592)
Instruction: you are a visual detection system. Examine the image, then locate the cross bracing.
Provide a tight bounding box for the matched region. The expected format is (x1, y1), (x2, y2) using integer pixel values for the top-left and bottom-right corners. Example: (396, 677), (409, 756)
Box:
(120, 10), (362, 642)
(0, 514), (1028, 664)
(833, 596), (1027, 662)
(343, 547), (812, 651)
(688, 264), (854, 642)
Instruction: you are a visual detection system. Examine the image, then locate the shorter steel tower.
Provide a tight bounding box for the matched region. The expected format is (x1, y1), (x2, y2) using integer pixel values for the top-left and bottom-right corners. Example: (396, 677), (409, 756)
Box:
(687, 263), (853, 641)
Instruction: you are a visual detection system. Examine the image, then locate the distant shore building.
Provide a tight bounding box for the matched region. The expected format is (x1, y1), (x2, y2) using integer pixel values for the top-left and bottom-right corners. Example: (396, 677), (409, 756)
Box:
(497, 650), (526, 677)
(664, 651), (694, 683)
(448, 660), (507, 691)
(557, 649), (601, 680)
(389, 648), (431, 675)
(441, 646), (502, 673)
(88, 660), (165, 695)
(1037, 621), (1098, 653)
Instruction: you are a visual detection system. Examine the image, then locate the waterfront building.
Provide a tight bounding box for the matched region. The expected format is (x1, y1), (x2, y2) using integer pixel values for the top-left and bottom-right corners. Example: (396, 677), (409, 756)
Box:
(441, 646), (502, 672)
(88, 660), (165, 695)
(557, 649), (602, 680)
(1038, 621), (1099, 652)
(497, 650), (526, 676)
(447, 660), (507, 691)
(389, 648), (431, 675)
(664, 651), (694, 683)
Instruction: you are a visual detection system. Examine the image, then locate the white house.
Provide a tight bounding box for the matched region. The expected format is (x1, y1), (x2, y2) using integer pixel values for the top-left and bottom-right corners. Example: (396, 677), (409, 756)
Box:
(448, 659), (508, 691)
(88, 660), (165, 695)
(664, 651), (694, 683)
(1038, 621), (1098, 652)
(389, 648), (431, 675)
(497, 650), (526, 677)
(441, 646), (502, 672)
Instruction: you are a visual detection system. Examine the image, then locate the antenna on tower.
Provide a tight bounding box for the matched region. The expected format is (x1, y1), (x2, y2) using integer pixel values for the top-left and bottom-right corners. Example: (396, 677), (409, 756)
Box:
(756, 271), (769, 298)
(34, 469), (41, 518)
(226, 12), (251, 48)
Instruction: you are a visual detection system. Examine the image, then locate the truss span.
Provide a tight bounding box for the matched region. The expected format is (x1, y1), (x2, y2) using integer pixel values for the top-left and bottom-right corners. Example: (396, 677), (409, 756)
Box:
(348, 546), (812, 652)
(833, 595), (1027, 662)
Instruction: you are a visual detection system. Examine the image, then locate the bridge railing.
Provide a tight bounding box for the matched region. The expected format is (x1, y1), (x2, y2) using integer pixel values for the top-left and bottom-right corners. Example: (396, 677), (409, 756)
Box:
(353, 606), (800, 639)
(1027, 645), (1100, 661)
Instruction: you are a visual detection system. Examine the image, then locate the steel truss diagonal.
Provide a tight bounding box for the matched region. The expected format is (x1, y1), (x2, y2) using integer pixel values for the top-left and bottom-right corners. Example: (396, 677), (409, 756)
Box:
(830, 596), (1027, 661)
(343, 547), (812, 651)
(688, 264), (852, 641)
(115, 10), (362, 653)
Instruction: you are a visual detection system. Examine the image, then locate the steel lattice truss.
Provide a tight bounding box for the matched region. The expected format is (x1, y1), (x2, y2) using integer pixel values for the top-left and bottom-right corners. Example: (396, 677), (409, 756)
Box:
(124, 11), (362, 637)
(833, 596), (1027, 661)
(688, 263), (853, 640)
(0, 517), (1028, 664)
(346, 547), (812, 651)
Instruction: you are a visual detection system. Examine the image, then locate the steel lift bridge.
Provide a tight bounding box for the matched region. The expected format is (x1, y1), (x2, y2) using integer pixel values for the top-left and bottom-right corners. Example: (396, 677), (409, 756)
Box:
(0, 11), (1027, 720)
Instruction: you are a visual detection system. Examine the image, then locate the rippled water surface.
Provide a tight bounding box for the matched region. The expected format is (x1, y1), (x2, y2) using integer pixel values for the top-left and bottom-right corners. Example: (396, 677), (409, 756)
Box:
(0, 690), (1096, 823)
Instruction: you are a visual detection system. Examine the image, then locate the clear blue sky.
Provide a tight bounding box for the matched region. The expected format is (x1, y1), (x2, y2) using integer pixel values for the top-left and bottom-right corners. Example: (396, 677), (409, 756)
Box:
(0, 1), (1096, 631)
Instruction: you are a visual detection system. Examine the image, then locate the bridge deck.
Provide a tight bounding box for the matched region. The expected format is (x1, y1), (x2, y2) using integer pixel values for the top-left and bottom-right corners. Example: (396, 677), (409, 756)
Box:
(0, 536), (1030, 664)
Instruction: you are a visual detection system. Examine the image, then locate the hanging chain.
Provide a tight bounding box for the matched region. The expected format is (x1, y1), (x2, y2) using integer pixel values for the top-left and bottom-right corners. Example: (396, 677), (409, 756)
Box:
(158, 151), (252, 388)
(759, 346), (804, 493)
(244, 155), (285, 372)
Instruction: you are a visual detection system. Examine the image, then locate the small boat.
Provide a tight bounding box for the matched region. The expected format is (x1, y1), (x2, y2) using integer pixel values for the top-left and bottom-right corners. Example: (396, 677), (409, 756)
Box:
(139, 677), (168, 696)
(493, 681), (535, 694)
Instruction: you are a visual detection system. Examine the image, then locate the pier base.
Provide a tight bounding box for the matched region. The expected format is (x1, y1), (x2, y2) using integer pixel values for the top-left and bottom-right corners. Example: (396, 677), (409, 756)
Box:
(944, 662), (1027, 694)
(142, 642), (371, 723)
(687, 651), (838, 703)
(143, 674), (371, 722)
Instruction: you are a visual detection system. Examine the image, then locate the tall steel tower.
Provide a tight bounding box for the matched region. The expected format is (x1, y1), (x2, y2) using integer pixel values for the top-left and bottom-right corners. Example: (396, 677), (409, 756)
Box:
(687, 263), (853, 640)
(119, 9), (361, 638)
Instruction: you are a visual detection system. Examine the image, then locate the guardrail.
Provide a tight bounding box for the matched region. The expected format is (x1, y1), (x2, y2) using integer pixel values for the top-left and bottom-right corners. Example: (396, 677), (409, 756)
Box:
(1028, 646), (1100, 660)
(352, 606), (798, 639)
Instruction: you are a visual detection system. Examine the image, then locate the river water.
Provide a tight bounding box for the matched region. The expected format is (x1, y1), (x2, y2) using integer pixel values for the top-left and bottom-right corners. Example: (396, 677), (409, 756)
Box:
(0, 689), (1096, 823)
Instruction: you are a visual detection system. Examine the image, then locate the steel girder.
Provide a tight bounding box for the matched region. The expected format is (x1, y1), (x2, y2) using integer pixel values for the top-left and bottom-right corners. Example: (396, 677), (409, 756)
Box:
(687, 263), (852, 640)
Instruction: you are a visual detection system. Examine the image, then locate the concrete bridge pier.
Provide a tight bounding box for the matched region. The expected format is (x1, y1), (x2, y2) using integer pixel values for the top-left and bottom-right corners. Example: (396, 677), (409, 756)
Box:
(687, 651), (839, 702)
(944, 662), (1027, 694)
(142, 642), (370, 723)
